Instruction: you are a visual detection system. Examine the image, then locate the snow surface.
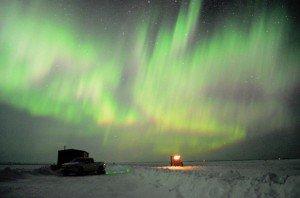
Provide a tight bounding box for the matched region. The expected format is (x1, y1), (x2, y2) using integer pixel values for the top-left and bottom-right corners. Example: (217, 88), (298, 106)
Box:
(0, 159), (299, 198)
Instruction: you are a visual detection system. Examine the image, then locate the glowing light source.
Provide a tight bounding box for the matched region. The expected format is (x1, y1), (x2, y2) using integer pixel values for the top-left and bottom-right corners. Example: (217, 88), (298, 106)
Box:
(173, 155), (181, 161)
(170, 155), (183, 166)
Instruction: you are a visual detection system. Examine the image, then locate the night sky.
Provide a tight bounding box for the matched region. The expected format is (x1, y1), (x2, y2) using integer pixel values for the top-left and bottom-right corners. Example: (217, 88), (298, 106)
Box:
(0, 0), (299, 163)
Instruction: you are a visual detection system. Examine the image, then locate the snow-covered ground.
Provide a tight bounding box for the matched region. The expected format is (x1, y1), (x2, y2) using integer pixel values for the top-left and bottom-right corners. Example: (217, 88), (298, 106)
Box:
(0, 159), (299, 197)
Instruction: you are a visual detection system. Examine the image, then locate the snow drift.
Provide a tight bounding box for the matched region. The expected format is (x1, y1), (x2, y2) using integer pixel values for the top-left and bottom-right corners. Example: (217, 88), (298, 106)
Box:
(0, 160), (299, 197)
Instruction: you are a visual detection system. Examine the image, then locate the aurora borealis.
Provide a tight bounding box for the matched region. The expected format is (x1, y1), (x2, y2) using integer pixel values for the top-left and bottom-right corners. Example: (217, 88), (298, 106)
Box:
(0, 0), (299, 162)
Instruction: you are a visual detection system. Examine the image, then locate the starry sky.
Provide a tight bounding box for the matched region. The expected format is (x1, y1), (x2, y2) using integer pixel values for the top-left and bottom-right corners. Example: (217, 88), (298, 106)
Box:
(0, 0), (299, 163)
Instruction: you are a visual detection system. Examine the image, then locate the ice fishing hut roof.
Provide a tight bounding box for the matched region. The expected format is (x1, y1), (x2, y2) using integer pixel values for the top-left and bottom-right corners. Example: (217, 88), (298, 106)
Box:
(58, 149), (89, 154)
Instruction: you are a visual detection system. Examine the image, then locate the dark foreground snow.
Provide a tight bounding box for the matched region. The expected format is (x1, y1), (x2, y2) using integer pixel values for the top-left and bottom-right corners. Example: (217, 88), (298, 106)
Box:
(0, 159), (299, 197)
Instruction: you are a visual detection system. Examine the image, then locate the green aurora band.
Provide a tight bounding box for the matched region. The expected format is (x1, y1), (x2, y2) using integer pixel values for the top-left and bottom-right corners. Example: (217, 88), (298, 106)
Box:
(0, 1), (298, 160)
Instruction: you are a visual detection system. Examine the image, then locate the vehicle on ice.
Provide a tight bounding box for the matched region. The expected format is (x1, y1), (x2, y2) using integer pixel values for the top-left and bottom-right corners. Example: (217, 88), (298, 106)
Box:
(170, 155), (183, 166)
(61, 157), (106, 176)
(51, 148), (89, 170)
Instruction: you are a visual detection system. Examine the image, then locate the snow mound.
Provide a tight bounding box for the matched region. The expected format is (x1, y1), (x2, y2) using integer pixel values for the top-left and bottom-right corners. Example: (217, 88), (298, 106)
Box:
(0, 166), (59, 181)
(257, 172), (289, 184)
(31, 166), (59, 176)
(0, 167), (26, 182)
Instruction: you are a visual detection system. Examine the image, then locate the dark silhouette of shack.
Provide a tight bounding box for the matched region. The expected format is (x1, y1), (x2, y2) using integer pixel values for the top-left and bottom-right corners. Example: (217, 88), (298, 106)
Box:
(57, 149), (89, 167)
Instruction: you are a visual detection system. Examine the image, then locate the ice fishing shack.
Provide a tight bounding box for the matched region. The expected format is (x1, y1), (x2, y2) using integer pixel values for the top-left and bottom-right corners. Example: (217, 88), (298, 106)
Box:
(57, 149), (89, 167)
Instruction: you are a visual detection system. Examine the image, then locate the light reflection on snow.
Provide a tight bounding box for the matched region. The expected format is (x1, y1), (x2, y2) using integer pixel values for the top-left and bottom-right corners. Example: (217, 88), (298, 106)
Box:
(156, 166), (203, 171)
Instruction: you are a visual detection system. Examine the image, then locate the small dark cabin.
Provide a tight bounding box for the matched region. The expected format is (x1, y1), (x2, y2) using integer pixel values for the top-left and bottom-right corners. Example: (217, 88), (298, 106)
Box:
(57, 149), (89, 166)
